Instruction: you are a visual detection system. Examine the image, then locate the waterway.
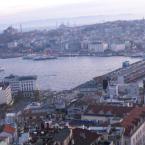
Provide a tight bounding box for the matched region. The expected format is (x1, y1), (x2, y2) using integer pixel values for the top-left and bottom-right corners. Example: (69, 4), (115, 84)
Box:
(0, 56), (141, 91)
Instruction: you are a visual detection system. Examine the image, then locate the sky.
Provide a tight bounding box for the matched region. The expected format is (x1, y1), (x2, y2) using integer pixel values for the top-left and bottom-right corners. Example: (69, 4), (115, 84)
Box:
(0, 0), (145, 16)
(0, 0), (91, 15)
(0, 0), (145, 26)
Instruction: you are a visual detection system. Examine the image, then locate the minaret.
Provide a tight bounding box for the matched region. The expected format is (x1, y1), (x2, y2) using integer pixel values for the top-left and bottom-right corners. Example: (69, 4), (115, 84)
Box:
(20, 24), (22, 33)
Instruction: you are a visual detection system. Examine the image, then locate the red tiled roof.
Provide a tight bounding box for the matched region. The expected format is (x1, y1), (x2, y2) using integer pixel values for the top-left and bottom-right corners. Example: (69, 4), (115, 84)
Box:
(72, 128), (100, 145)
(3, 124), (15, 134)
(85, 104), (133, 117)
(121, 106), (145, 136)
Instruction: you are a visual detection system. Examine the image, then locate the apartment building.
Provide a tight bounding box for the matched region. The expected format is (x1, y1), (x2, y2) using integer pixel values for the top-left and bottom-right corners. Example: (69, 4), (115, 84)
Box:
(0, 83), (12, 105)
(4, 75), (37, 97)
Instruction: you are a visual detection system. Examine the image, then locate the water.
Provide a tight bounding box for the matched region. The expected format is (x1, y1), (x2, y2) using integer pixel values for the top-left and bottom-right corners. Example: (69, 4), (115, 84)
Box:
(0, 56), (140, 91)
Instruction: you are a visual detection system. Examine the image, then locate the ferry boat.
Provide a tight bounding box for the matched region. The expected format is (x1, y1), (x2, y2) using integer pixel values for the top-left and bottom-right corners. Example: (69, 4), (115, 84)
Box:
(33, 55), (57, 61)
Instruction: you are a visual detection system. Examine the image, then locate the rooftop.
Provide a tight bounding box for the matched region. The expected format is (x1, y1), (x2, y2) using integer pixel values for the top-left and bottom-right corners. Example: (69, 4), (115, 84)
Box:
(84, 104), (134, 117)
(5, 74), (37, 81)
(3, 124), (15, 134)
(72, 128), (100, 145)
(121, 106), (145, 136)
(18, 75), (37, 81)
(53, 128), (70, 143)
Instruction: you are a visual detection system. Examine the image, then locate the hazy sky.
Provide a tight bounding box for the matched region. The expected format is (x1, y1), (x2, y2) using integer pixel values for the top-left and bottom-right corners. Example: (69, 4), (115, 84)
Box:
(0, 0), (145, 15)
(0, 0), (145, 25)
(0, 0), (91, 15)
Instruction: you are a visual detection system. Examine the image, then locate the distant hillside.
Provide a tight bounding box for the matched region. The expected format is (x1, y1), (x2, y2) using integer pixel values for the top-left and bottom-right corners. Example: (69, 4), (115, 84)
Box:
(0, 14), (143, 32)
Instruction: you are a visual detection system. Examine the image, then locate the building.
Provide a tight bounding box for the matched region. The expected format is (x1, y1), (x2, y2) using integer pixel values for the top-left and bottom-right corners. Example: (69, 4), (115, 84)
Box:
(7, 41), (18, 49)
(108, 84), (119, 99)
(67, 100), (88, 119)
(4, 75), (19, 95)
(81, 104), (133, 125)
(19, 76), (37, 97)
(72, 128), (101, 145)
(107, 81), (140, 104)
(121, 106), (145, 145)
(3, 26), (18, 35)
(0, 124), (17, 144)
(53, 128), (72, 145)
(17, 102), (55, 126)
(88, 41), (108, 53)
(0, 137), (9, 145)
(4, 75), (37, 97)
(0, 83), (12, 105)
(110, 44), (126, 52)
(5, 113), (16, 125)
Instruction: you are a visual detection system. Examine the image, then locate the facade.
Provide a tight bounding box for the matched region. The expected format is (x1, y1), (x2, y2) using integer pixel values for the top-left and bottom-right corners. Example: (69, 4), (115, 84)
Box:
(88, 41), (108, 53)
(121, 107), (145, 145)
(72, 128), (101, 145)
(19, 76), (37, 96)
(81, 104), (133, 125)
(110, 44), (126, 52)
(4, 75), (37, 97)
(53, 128), (72, 145)
(7, 41), (18, 49)
(4, 75), (19, 94)
(0, 83), (12, 105)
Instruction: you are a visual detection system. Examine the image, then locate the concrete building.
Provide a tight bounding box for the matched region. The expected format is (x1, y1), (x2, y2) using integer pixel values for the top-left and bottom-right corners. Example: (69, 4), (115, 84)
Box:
(110, 44), (126, 52)
(88, 41), (108, 53)
(4, 75), (19, 95)
(4, 75), (37, 97)
(53, 128), (72, 145)
(108, 84), (119, 99)
(81, 104), (133, 125)
(19, 76), (37, 96)
(121, 107), (145, 145)
(0, 83), (12, 105)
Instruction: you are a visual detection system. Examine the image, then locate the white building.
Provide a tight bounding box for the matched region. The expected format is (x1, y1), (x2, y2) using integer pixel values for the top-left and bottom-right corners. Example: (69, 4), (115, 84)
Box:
(5, 113), (16, 125)
(0, 83), (12, 105)
(108, 84), (119, 99)
(4, 75), (37, 97)
(110, 44), (126, 52)
(88, 41), (108, 53)
(19, 76), (37, 96)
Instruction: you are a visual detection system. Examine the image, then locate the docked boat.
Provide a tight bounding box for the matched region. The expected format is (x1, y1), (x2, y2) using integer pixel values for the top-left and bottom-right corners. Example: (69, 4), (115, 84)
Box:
(33, 55), (57, 61)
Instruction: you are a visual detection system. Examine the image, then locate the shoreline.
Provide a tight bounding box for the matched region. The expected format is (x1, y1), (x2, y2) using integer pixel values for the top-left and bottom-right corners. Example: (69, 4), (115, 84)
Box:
(0, 54), (143, 59)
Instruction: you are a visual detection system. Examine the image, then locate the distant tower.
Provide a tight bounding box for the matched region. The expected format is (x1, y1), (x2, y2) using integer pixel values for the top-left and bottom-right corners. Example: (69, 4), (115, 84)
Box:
(20, 24), (22, 33)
